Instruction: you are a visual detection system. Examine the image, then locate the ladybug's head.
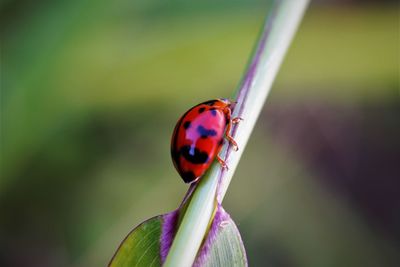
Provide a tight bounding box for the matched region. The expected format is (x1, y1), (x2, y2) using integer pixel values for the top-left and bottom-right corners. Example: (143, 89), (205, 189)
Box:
(218, 98), (232, 106)
(219, 98), (238, 110)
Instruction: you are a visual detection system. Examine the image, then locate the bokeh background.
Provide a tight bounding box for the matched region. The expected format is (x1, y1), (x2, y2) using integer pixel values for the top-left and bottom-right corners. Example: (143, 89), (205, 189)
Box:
(1, 0), (399, 266)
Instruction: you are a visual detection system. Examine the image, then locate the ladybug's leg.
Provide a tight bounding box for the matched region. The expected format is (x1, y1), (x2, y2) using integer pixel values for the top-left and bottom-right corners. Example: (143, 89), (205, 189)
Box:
(225, 118), (239, 151)
(226, 134), (239, 151)
(232, 117), (243, 124)
(224, 107), (240, 151)
(217, 155), (229, 170)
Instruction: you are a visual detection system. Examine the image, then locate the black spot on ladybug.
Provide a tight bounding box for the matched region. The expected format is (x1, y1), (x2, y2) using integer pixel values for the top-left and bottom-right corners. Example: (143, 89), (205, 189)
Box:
(183, 121), (191, 129)
(181, 171), (197, 183)
(197, 125), (217, 138)
(180, 145), (209, 164)
(198, 107), (206, 113)
(218, 139), (224, 146)
(204, 100), (216, 106)
(209, 108), (217, 116)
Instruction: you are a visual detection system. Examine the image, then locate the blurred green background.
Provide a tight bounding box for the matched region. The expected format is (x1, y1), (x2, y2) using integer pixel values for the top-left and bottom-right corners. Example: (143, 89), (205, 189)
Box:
(1, 0), (399, 266)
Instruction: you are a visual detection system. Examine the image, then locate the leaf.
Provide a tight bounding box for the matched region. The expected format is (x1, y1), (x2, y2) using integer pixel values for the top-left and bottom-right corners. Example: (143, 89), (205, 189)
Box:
(108, 215), (162, 267)
(193, 205), (247, 267)
(109, 209), (180, 267)
(109, 206), (247, 267)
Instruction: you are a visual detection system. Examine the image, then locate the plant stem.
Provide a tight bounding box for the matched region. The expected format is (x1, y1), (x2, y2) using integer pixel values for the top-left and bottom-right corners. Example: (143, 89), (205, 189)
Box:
(164, 1), (309, 266)
(218, 0), (310, 202)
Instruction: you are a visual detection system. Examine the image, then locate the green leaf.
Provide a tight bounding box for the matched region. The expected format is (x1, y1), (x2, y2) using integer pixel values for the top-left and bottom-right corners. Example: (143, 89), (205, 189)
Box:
(202, 220), (246, 267)
(109, 206), (247, 267)
(109, 215), (162, 267)
(193, 206), (247, 267)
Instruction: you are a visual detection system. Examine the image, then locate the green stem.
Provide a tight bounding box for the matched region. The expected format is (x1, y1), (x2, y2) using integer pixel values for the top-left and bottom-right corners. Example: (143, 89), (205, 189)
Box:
(164, 1), (309, 266)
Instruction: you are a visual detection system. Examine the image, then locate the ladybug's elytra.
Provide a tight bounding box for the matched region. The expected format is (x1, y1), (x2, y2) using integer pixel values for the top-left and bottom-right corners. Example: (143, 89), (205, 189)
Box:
(171, 99), (241, 183)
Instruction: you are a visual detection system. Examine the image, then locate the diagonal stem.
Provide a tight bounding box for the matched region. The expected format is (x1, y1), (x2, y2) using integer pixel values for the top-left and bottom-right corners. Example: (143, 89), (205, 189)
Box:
(164, 1), (310, 266)
(217, 0), (310, 202)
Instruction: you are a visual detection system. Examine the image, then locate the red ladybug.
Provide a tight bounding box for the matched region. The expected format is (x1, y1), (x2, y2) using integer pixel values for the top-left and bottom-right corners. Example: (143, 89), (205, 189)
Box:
(171, 99), (241, 183)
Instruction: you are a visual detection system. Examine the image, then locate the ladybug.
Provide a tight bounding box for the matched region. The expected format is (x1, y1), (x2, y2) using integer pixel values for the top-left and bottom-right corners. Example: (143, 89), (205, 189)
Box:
(171, 99), (241, 183)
